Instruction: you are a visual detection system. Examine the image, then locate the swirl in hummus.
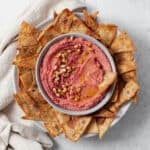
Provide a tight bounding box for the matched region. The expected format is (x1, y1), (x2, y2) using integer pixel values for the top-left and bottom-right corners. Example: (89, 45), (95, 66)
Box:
(40, 37), (113, 111)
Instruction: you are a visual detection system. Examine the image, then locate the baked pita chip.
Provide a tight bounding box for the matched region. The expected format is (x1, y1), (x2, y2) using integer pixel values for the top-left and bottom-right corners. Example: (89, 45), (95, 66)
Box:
(38, 9), (99, 46)
(27, 88), (47, 104)
(122, 70), (137, 82)
(44, 121), (62, 137)
(110, 83), (119, 102)
(117, 60), (136, 74)
(19, 70), (33, 90)
(90, 11), (99, 20)
(98, 71), (117, 94)
(83, 10), (98, 30)
(85, 118), (98, 134)
(105, 79), (125, 112)
(83, 10), (117, 46)
(13, 54), (38, 69)
(53, 11), (58, 19)
(94, 108), (115, 118)
(18, 21), (40, 49)
(114, 52), (134, 63)
(14, 91), (58, 122)
(56, 112), (92, 141)
(14, 91), (40, 117)
(22, 103), (57, 122)
(96, 117), (113, 139)
(96, 24), (117, 46)
(111, 32), (136, 53)
(115, 79), (139, 108)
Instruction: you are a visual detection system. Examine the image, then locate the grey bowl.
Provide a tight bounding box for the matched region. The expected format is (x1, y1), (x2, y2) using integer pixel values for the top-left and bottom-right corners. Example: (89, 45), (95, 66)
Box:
(36, 33), (116, 116)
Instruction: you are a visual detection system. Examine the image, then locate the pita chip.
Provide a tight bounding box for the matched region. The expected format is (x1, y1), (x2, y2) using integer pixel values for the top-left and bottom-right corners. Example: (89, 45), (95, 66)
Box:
(111, 32), (136, 53)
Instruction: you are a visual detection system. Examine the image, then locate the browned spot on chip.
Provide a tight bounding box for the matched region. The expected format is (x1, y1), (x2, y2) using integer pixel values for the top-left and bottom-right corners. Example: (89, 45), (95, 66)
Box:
(53, 11), (58, 19)
(83, 10), (117, 46)
(56, 112), (92, 142)
(44, 122), (62, 137)
(110, 83), (119, 102)
(85, 118), (98, 134)
(13, 54), (38, 69)
(114, 52), (134, 63)
(94, 108), (115, 118)
(83, 10), (98, 30)
(96, 117), (113, 139)
(27, 87), (47, 104)
(98, 71), (117, 94)
(18, 21), (40, 49)
(14, 91), (40, 117)
(14, 91), (59, 122)
(122, 70), (137, 82)
(90, 11), (99, 20)
(117, 60), (136, 74)
(111, 32), (136, 53)
(115, 79), (139, 108)
(19, 70), (33, 90)
(38, 9), (99, 46)
(96, 24), (117, 46)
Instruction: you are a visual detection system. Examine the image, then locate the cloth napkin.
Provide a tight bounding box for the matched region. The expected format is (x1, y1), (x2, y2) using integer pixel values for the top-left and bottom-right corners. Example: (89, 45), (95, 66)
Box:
(0, 0), (85, 149)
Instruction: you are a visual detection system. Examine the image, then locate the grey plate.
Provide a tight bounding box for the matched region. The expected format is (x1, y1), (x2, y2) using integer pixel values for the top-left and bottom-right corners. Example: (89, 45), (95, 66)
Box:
(12, 13), (132, 138)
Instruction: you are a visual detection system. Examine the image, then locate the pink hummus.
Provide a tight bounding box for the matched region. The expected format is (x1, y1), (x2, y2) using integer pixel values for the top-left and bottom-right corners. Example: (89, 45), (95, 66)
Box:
(40, 37), (111, 111)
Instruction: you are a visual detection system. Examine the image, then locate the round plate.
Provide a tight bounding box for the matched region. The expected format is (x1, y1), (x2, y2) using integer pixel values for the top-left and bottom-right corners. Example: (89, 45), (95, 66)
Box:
(12, 13), (132, 138)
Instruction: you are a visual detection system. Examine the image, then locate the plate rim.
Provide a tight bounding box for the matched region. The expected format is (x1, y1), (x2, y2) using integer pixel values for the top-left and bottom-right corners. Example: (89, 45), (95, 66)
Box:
(12, 13), (132, 138)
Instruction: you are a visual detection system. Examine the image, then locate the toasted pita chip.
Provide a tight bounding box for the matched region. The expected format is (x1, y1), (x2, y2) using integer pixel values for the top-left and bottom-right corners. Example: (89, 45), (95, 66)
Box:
(44, 121), (62, 137)
(96, 117), (113, 139)
(27, 88), (47, 104)
(53, 11), (58, 19)
(122, 70), (137, 82)
(94, 108), (115, 118)
(18, 21), (39, 49)
(122, 72), (138, 104)
(90, 11), (99, 20)
(22, 103), (57, 122)
(117, 60), (136, 74)
(56, 112), (70, 124)
(111, 32), (136, 53)
(115, 80), (139, 108)
(14, 91), (40, 117)
(114, 52), (134, 63)
(19, 70), (33, 90)
(83, 10), (117, 46)
(110, 83), (119, 102)
(105, 79), (125, 112)
(14, 91), (58, 122)
(38, 9), (99, 46)
(56, 112), (92, 141)
(85, 118), (98, 134)
(98, 71), (117, 94)
(83, 10), (98, 30)
(13, 54), (38, 69)
(106, 103), (117, 113)
(96, 24), (117, 46)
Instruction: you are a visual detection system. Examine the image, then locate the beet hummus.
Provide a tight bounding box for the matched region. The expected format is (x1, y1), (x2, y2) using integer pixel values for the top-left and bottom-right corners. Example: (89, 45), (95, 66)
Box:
(40, 37), (112, 111)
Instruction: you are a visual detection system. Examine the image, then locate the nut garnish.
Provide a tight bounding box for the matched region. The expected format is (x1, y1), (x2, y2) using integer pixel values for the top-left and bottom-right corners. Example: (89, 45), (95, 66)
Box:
(70, 36), (74, 40)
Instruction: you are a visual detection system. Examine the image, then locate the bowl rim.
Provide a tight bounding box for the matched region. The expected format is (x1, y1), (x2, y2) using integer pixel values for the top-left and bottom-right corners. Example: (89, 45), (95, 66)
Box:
(35, 32), (117, 116)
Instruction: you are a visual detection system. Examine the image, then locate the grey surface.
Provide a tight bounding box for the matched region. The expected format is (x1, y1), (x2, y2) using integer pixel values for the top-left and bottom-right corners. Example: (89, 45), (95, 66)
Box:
(52, 0), (150, 150)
